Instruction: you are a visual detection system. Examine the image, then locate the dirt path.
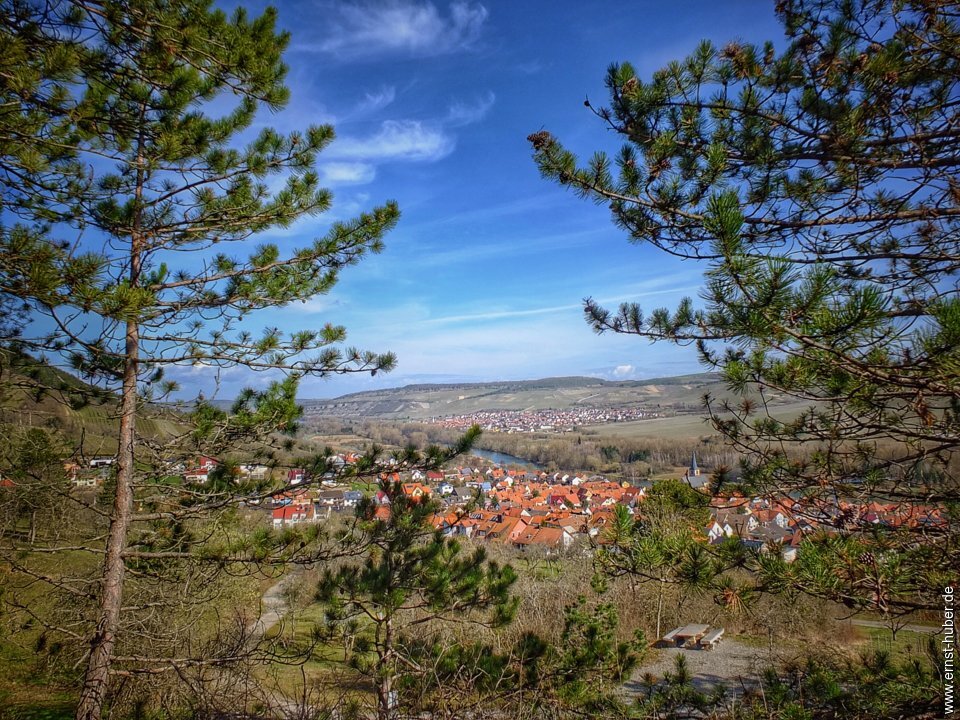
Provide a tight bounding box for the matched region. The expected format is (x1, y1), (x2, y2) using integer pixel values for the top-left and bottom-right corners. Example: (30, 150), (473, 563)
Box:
(246, 570), (302, 641)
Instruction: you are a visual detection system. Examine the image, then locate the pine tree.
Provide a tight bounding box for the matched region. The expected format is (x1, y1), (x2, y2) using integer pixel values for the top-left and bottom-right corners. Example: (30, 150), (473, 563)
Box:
(531, 0), (959, 613)
(0, 3), (398, 718)
(316, 473), (517, 720)
(595, 486), (728, 642)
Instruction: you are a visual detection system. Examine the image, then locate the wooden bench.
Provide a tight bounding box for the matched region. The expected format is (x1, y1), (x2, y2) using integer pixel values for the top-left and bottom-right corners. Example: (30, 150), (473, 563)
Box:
(660, 627), (682, 646)
(699, 627), (725, 650)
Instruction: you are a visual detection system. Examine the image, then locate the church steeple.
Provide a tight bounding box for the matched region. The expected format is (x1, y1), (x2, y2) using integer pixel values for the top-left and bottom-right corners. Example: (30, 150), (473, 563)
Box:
(689, 452), (700, 477)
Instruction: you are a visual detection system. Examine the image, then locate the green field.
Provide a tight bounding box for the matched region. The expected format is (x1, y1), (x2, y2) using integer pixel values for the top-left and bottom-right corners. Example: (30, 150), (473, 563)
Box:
(584, 399), (813, 440)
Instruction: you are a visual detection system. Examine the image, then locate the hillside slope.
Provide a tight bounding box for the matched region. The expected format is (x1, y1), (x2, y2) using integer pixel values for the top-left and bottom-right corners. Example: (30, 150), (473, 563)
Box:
(301, 373), (727, 419)
(0, 351), (184, 453)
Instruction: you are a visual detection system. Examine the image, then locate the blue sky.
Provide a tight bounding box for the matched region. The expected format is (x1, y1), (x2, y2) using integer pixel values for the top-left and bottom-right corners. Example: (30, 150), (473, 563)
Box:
(176, 1), (785, 399)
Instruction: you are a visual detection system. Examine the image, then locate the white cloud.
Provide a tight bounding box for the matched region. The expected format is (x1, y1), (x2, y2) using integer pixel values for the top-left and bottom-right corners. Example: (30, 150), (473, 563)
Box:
(328, 119), (455, 162)
(289, 296), (344, 315)
(612, 364), (636, 378)
(445, 91), (495, 126)
(318, 161), (377, 185)
(309, 1), (488, 59)
(353, 86), (397, 116)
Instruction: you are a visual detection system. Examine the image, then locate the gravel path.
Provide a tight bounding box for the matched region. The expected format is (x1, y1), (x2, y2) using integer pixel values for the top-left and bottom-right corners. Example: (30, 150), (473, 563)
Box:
(625, 638), (776, 695)
(245, 570), (301, 641)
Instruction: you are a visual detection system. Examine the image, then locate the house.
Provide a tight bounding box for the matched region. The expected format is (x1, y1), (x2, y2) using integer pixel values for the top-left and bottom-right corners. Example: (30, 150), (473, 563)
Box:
(63, 462), (92, 487)
(401, 482), (431, 500)
(343, 489), (364, 507)
(288, 468), (306, 485)
(546, 491), (581, 509)
(475, 516), (528, 544)
(752, 508), (791, 529)
(780, 530), (805, 562)
(511, 525), (576, 554)
(272, 504), (316, 527)
(184, 468), (210, 484)
(238, 464), (269, 481)
(705, 520), (728, 543)
(621, 487), (646, 506)
(271, 489), (312, 507)
(317, 490), (345, 509)
(181, 455), (220, 483)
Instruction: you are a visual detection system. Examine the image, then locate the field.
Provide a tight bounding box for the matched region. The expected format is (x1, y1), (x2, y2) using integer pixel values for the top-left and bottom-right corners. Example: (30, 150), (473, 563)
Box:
(584, 399), (813, 440)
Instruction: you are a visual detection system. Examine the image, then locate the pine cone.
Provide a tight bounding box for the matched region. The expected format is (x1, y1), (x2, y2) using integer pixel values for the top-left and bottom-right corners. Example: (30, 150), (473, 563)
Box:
(527, 131), (554, 151)
(858, 551), (876, 565)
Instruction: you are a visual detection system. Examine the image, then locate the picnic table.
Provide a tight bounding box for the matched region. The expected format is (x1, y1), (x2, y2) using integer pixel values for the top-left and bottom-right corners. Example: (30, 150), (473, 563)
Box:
(699, 627), (725, 650)
(673, 623), (710, 647)
(660, 627), (682, 646)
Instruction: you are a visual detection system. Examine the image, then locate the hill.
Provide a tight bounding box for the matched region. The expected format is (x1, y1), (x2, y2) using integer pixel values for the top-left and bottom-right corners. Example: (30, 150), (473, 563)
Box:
(301, 373), (728, 420)
(0, 350), (184, 453)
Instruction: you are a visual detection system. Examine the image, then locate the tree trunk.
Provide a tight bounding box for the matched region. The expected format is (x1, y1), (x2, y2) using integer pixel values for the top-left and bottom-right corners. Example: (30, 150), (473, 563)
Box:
(656, 576), (665, 641)
(378, 615), (395, 720)
(76, 116), (145, 720)
(75, 322), (138, 720)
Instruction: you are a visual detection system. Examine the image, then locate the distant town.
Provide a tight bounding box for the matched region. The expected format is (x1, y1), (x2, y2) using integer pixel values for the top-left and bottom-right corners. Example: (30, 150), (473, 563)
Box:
(429, 406), (658, 433)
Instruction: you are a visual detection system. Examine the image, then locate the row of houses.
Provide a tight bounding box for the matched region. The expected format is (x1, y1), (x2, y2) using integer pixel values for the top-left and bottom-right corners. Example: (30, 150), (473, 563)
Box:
(703, 493), (947, 561)
(58, 449), (940, 561)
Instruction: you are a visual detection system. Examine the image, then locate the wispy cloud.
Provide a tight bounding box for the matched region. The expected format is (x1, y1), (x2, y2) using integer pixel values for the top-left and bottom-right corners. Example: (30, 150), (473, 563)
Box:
(514, 60), (544, 75)
(423, 302), (582, 325)
(302, 1), (488, 59)
(288, 296), (345, 315)
(318, 161), (377, 185)
(352, 86), (397, 116)
(328, 119), (455, 162)
(399, 226), (609, 269)
(445, 91), (495, 126)
(418, 280), (701, 327)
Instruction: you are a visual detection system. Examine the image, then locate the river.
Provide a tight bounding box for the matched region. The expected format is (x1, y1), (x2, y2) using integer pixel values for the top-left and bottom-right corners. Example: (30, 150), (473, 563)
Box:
(467, 447), (544, 469)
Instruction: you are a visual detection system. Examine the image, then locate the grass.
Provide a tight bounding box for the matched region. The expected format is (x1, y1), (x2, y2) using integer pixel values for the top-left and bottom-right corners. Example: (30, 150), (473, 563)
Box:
(0, 641), (76, 720)
(0, 546), (100, 720)
(859, 627), (936, 663)
(585, 400), (813, 440)
(258, 601), (373, 703)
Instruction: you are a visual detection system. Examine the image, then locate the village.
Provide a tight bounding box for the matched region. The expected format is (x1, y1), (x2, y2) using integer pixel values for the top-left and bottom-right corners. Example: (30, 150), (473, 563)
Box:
(153, 452), (945, 559)
(430, 406), (658, 433)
